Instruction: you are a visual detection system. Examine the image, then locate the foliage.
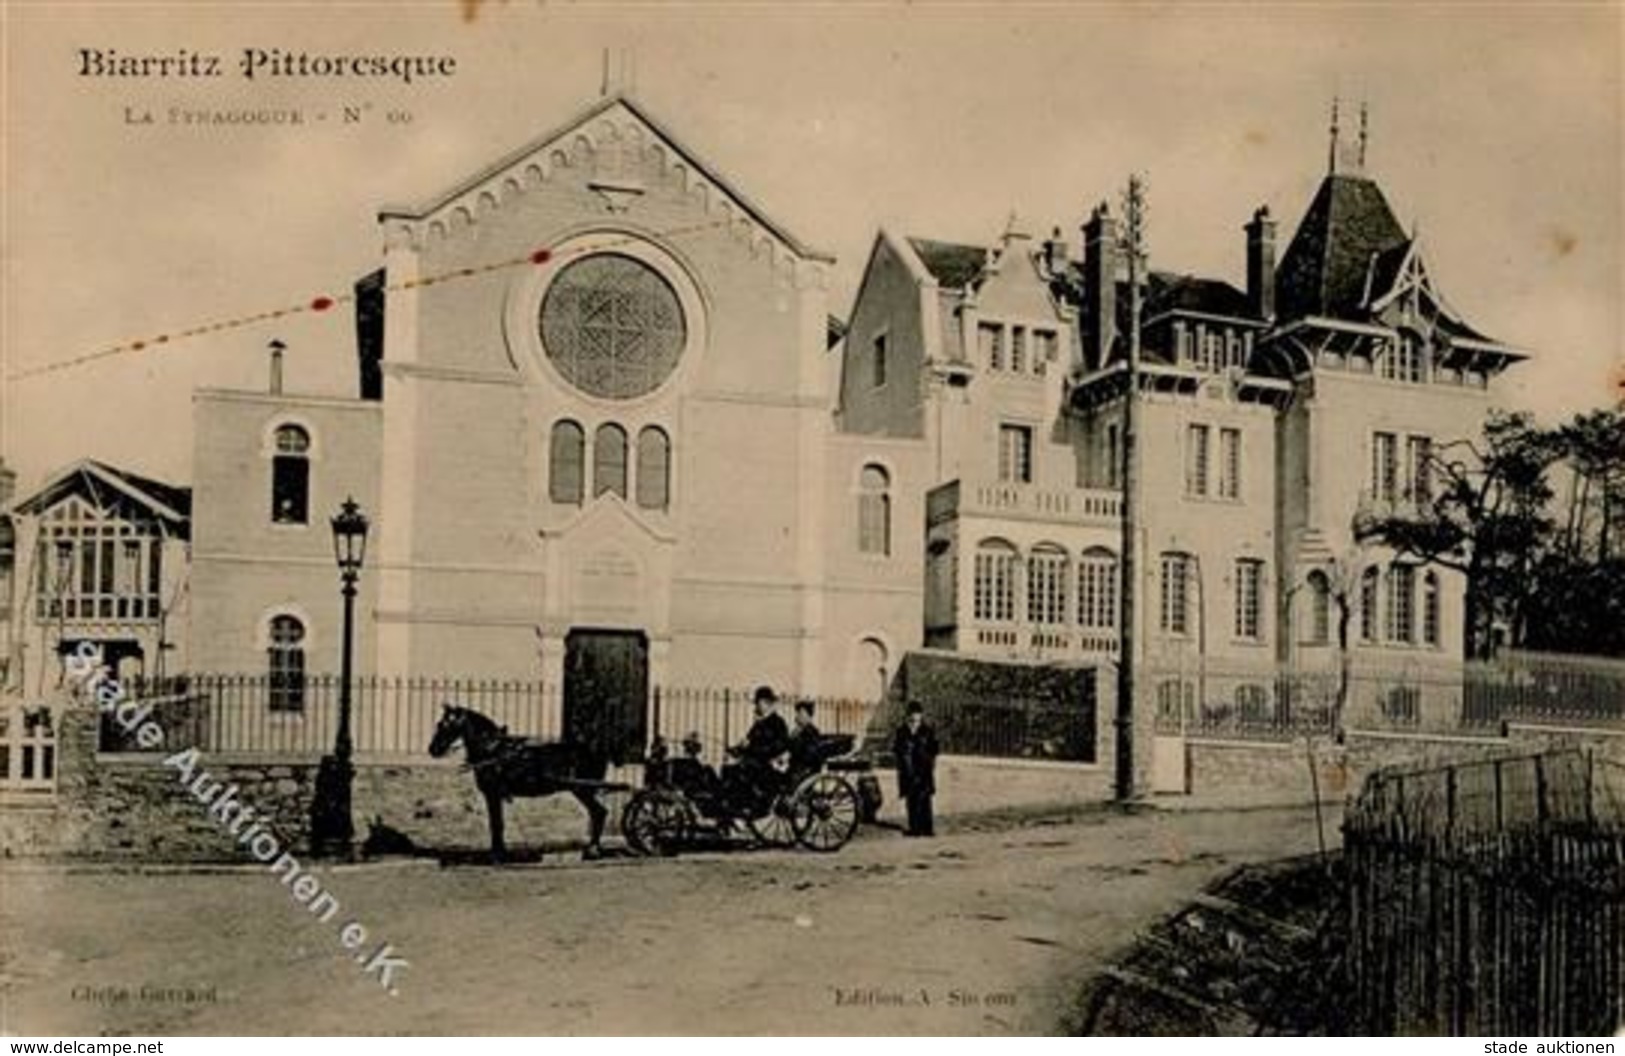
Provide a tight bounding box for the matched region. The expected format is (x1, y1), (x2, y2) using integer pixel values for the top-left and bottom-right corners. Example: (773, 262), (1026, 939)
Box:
(1357, 407), (1625, 659)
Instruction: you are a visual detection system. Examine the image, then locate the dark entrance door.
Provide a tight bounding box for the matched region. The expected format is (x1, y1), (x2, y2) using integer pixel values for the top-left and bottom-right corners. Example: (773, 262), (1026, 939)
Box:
(563, 629), (649, 764)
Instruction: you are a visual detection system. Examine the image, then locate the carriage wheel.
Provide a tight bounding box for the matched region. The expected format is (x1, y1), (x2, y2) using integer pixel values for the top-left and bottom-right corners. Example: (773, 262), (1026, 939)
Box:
(746, 797), (798, 849)
(623, 790), (692, 857)
(791, 774), (861, 852)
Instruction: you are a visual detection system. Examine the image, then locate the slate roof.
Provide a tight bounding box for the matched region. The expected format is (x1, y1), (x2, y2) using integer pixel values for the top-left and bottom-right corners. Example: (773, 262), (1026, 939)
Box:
(94, 461), (193, 519)
(1145, 273), (1254, 320)
(907, 238), (988, 289)
(1275, 174), (1409, 322)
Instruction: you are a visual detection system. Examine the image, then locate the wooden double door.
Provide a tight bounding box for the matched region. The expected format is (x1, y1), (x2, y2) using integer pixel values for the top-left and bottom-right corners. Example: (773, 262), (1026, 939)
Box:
(562, 628), (649, 764)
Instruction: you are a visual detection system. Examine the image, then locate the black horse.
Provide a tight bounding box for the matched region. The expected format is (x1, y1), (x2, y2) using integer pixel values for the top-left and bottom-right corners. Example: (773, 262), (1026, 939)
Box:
(427, 704), (612, 863)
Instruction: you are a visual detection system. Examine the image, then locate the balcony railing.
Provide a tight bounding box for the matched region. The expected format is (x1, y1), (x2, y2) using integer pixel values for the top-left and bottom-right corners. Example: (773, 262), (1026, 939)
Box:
(968, 622), (1119, 661)
(1353, 489), (1435, 530)
(927, 479), (1121, 526)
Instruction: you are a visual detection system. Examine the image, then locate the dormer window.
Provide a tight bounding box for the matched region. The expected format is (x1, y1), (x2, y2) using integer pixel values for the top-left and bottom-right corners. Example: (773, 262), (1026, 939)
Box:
(978, 323), (1004, 371)
(1383, 330), (1427, 383)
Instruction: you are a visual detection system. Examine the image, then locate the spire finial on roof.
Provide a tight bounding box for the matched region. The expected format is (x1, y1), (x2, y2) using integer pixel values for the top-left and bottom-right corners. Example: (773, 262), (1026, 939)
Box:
(1328, 96), (1341, 174)
(600, 47), (637, 98)
(1358, 101), (1369, 170)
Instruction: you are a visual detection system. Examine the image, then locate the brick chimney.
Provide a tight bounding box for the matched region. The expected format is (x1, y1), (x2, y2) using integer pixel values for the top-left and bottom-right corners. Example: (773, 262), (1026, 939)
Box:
(1082, 203), (1120, 369)
(1041, 226), (1071, 280)
(1245, 206), (1276, 321)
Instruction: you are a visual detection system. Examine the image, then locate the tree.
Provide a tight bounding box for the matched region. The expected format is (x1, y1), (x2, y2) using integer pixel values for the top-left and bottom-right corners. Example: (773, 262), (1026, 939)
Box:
(1355, 411), (1562, 660)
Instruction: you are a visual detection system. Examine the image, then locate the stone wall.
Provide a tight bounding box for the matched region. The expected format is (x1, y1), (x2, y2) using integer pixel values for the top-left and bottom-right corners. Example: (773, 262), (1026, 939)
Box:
(2, 699), (626, 861)
(1179, 724), (1625, 808)
(7, 694), (1620, 861)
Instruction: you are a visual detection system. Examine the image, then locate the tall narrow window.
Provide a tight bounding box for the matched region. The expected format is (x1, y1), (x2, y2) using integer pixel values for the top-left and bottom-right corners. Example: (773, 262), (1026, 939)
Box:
(1185, 424), (1211, 497)
(1406, 435), (1433, 503)
(1104, 422), (1122, 488)
(593, 423), (628, 498)
(271, 424), (311, 525)
(1078, 547), (1118, 629)
(1218, 428), (1241, 500)
(979, 323), (1004, 371)
(1305, 570), (1331, 645)
(267, 615), (306, 713)
(1159, 552), (1192, 636)
(998, 424), (1033, 483)
(872, 333), (888, 388)
(1027, 544), (1068, 626)
(549, 420), (585, 504)
(1386, 564), (1416, 643)
(1422, 571), (1441, 646)
(857, 464), (891, 556)
(1010, 326), (1027, 373)
(635, 426), (671, 510)
(1032, 329), (1057, 374)
(1360, 566), (1380, 643)
(973, 540), (1018, 623)
(1233, 558), (1264, 641)
(1371, 432), (1398, 503)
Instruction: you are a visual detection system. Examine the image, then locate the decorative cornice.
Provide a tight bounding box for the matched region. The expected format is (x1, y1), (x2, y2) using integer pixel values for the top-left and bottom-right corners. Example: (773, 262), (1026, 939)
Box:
(374, 96), (833, 286)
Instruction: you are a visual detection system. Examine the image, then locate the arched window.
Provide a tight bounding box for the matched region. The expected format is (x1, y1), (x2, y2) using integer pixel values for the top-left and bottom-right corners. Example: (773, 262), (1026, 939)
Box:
(858, 464), (891, 555)
(1027, 544), (1068, 626)
(1422, 571), (1441, 647)
(549, 420), (585, 505)
(1078, 547), (1118, 629)
(852, 637), (890, 701)
(1359, 566), (1380, 643)
(973, 540), (1018, 623)
(635, 426), (671, 510)
(1305, 570), (1332, 645)
(267, 615), (306, 713)
(593, 423), (628, 498)
(270, 424), (310, 525)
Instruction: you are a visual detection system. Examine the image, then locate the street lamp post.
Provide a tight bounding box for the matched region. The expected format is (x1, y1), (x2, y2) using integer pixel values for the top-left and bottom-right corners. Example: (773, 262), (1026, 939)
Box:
(310, 496), (369, 858)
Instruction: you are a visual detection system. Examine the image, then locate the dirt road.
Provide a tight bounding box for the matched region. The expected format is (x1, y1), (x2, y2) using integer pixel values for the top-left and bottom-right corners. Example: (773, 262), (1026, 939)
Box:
(2, 804), (1330, 1035)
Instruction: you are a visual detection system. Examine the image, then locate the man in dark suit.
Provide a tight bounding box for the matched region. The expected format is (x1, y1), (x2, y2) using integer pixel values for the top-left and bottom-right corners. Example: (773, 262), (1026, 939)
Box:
(786, 699), (822, 776)
(892, 700), (939, 837)
(727, 684), (791, 806)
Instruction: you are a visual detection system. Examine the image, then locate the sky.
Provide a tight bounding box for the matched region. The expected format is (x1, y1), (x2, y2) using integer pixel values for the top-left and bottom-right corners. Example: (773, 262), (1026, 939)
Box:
(3, 1), (1620, 494)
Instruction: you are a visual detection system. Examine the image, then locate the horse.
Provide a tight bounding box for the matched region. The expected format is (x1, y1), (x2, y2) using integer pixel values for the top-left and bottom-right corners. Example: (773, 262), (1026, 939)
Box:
(427, 704), (612, 863)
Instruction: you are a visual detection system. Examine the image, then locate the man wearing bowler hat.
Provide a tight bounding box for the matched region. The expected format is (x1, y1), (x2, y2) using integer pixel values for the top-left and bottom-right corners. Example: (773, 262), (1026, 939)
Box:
(892, 700), (939, 837)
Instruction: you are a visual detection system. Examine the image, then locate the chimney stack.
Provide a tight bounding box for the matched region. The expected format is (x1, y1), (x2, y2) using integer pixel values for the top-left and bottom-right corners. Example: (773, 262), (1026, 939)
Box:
(1082, 203), (1120, 369)
(1245, 206), (1276, 321)
(1042, 226), (1071, 279)
(268, 338), (285, 395)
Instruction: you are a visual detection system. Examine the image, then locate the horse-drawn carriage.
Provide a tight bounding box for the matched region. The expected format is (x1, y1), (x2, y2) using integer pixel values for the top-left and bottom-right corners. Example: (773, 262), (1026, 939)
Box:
(428, 703), (879, 863)
(621, 732), (875, 856)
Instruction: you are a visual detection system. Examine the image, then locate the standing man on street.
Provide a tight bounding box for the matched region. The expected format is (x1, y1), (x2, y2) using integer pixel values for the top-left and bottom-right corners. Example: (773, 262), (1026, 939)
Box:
(892, 700), (939, 837)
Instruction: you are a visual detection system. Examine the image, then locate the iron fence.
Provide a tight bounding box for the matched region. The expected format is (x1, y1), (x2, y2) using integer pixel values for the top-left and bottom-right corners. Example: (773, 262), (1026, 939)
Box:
(1343, 749), (1625, 1035)
(102, 674), (882, 761)
(1147, 652), (1625, 741)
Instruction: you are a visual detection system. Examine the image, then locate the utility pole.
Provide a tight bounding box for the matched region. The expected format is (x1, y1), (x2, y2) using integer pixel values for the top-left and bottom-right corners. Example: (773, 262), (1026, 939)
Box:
(1115, 174), (1147, 802)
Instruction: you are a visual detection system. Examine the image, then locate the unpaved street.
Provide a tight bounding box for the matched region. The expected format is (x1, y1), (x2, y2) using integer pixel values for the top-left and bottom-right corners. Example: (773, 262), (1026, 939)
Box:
(2, 804), (1330, 1035)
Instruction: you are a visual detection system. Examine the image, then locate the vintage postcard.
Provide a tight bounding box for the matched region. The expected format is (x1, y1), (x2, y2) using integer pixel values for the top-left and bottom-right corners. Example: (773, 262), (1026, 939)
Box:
(1, 0), (1621, 1039)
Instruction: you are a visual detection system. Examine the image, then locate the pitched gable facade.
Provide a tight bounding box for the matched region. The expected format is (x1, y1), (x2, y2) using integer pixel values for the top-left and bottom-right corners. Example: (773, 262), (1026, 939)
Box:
(190, 92), (855, 748)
